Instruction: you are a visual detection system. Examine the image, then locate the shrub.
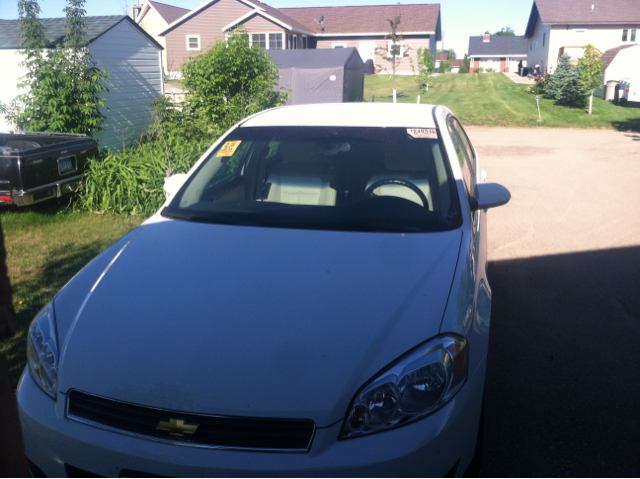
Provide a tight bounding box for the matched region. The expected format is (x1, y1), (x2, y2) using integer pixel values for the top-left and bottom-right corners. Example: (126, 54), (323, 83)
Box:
(439, 59), (452, 73)
(473, 67), (485, 74)
(182, 27), (287, 131)
(459, 55), (470, 74)
(545, 54), (586, 107)
(485, 67), (496, 73)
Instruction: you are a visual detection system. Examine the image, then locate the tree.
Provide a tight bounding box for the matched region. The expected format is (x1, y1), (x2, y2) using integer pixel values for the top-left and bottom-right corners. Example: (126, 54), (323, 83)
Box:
(459, 54), (470, 74)
(181, 28), (287, 130)
(439, 59), (452, 73)
(377, 17), (410, 103)
(409, 47), (434, 103)
(493, 27), (515, 36)
(578, 44), (603, 115)
(9, 0), (109, 135)
(437, 48), (456, 60)
(545, 54), (585, 106)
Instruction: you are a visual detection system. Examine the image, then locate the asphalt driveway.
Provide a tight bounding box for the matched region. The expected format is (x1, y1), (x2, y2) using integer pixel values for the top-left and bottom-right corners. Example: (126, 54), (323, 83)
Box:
(466, 127), (640, 477)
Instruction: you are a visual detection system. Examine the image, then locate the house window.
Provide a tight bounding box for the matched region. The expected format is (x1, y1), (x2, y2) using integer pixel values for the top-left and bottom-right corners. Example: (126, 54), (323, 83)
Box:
(632, 30), (637, 42)
(302, 37), (307, 49)
(387, 42), (404, 57)
(332, 42), (347, 49)
(269, 33), (283, 50)
(622, 29), (628, 41)
(543, 32), (546, 47)
(624, 29), (637, 42)
(252, 33), (266, 49)
(186, 35), (200, 51)
(286, 34), (294, 49)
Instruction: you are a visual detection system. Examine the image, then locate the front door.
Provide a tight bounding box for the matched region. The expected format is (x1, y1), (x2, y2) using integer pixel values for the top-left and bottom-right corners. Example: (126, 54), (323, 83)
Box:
(359, 42), (376, 64)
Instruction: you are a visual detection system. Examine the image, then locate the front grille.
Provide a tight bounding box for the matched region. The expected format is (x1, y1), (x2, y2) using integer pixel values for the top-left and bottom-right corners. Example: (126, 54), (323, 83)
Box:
(67, 390), (315, 452)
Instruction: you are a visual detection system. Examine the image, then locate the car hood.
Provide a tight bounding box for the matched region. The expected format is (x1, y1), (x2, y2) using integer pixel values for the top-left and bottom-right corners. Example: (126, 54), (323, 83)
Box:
(58, 220), (462, 427)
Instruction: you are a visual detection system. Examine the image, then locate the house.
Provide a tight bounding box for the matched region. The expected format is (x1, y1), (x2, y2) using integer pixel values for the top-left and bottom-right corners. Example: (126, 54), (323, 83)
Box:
(448, 59), (464, 73)
(468, 33), (528, 73)
(133, 0), (190, 74)
(268, 48), (365, 105)
(0, 16), (164, 151)
(524, 0), (640, 75)
(153, 0), (441, 77)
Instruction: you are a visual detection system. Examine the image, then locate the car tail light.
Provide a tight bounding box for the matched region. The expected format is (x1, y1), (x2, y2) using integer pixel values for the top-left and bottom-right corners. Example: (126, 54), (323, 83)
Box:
(625, 88), (630, 92)
(0, 197), (11, 202)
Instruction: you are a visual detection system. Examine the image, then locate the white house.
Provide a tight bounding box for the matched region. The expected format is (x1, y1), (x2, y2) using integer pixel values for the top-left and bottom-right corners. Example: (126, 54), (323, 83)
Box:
(468, 33), (528, 73)
(524, 0), (640, 75)
(0, 16), (164, 151)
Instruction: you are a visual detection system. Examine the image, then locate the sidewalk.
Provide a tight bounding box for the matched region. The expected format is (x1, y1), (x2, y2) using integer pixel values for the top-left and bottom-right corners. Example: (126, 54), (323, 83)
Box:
(502, 71), (535, 84)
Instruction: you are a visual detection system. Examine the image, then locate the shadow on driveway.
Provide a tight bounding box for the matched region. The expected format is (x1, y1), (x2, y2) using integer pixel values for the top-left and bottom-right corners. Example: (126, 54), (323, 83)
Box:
(480, 246), (640, 477)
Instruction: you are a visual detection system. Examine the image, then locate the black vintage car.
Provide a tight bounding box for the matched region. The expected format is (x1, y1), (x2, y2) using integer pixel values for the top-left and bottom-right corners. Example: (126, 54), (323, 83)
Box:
(0, 132), (98, 206)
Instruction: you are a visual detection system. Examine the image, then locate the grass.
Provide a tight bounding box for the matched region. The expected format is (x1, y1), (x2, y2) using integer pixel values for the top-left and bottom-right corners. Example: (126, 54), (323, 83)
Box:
(165, 79), (185, 89)
(365, 73), (640, 131)
(0, 200), (144, 385)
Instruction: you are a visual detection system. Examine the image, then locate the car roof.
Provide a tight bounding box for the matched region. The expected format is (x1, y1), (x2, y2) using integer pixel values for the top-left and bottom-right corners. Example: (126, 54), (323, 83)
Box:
(241, 103), (441, 129)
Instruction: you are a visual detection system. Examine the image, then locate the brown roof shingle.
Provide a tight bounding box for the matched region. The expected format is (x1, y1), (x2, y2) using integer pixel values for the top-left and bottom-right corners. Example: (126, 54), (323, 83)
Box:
(148, 0), (190, 25)
(535, 0), (640, 24)
(242, 0), (316, 34)
(279, 4), (440, 35)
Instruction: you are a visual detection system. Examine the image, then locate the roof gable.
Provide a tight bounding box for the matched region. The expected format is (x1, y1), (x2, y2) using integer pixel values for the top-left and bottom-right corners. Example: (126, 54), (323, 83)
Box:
(159, 0), (311, 36)
(0, 16), (161, 50)
(146, 1), (190, 25)
(526, 0), (640, 36)
(601, 43), (638, 70)
(279, 4), (441, 36)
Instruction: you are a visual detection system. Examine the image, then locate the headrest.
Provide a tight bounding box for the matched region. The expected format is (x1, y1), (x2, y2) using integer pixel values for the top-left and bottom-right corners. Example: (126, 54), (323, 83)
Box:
(279, 142), (323, 164)
(384, 142), (429, 172)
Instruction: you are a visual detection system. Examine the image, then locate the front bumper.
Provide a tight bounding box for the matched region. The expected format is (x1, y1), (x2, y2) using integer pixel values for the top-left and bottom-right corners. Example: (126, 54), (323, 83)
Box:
(18, 359), (486, 478)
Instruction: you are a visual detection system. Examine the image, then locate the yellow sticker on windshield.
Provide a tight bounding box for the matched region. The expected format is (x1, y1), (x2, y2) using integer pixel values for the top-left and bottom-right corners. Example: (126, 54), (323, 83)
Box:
(217, 141), (242, 157)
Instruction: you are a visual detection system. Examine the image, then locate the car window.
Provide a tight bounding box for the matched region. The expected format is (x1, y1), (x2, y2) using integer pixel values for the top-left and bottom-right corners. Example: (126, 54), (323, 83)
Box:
(446, 118), (476, 195)
(164, 127), (462, 233)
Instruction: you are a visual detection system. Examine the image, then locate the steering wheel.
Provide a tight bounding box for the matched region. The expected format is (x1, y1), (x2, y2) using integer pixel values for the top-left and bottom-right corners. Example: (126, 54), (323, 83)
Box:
(363, 178), (429, 209)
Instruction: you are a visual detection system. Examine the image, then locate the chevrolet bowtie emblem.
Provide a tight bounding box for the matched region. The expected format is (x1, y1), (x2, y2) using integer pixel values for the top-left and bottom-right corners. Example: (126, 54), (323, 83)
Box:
(157, 418), (200, 437)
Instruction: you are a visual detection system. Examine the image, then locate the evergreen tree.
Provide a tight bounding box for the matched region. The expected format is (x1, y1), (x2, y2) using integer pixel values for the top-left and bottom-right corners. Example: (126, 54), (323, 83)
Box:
(459, 54), (470, 74)
(545, 54), (585, 106)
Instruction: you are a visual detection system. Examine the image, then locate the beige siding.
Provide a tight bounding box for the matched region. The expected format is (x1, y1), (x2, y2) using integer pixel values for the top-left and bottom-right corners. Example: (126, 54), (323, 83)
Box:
(165, 0), (253, 71)
(316, 35), (431, 74)
(241, 14), (284, 32)
(90, 20), (163, 151)
(138, 7), (169, 74)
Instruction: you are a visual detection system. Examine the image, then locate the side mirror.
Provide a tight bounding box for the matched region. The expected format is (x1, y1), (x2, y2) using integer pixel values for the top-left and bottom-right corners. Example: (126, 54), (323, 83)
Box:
(469, 182), (511, 211)
(163, 173), (187, 199)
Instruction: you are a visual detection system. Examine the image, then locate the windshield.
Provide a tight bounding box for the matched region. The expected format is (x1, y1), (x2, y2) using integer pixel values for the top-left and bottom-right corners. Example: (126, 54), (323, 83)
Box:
(163, 127), (462, 233)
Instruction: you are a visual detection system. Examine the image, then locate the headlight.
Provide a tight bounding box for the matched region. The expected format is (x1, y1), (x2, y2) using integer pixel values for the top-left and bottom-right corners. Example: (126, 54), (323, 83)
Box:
(341, 334), (468, 438)
(26, 302), (59, 399)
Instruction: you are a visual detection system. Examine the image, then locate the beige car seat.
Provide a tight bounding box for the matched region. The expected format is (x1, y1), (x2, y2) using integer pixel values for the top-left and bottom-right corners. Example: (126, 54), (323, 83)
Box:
(265, 142), (337, 206)
(365, 142), (433, 209)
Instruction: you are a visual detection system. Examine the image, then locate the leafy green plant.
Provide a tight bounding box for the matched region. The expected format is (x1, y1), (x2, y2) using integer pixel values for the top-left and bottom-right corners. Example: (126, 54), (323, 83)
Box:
(9, 0), (109, 135)
(578, 44), (603, 115)
(485, 67), (496, 73)
(473, 67), (485, 74)
(181, 27), (286, 131)
(439, 59), (452, 73)
(409, 47), (434, 102)
(493, 27), (515, 36)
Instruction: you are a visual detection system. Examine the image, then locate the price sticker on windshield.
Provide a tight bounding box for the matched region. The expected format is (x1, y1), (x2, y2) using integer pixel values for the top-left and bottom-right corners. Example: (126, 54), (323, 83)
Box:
(217, 141), (242, 157)
(407, 128), (438, 139)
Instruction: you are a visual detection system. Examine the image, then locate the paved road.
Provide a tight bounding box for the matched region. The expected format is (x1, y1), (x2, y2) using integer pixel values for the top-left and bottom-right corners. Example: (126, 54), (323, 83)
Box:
(466, 127), (640, 477)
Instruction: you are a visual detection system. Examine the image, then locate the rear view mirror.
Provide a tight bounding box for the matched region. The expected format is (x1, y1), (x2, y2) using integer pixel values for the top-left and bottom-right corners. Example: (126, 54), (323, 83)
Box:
(163, 173), (187, 199)
(470, 182), (511, 211)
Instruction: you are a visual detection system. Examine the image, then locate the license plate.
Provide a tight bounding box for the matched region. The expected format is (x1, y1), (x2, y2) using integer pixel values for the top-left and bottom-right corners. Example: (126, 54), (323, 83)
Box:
(58, 156), (76, 175)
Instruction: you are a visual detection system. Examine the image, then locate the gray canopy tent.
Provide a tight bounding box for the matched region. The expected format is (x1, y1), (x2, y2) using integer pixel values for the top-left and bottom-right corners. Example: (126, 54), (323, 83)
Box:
(269, 48), (365, 105)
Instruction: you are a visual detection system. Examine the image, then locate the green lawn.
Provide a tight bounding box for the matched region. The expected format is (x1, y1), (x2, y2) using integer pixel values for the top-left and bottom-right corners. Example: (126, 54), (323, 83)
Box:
(365, 73), (640, 131)
(0, 201), (143, 385)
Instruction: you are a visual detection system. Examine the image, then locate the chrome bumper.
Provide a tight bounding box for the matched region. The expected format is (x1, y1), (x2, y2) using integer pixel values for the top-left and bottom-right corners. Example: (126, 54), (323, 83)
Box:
(10, 174), (83, 206)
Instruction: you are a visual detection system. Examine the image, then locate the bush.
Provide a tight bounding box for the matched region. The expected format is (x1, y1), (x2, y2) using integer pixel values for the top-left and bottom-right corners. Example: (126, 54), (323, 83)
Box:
(485, 67), (496, 73)
(473, 67), (485, 74)
(545, 54), (586, 107)
(76, 136), (213, 216)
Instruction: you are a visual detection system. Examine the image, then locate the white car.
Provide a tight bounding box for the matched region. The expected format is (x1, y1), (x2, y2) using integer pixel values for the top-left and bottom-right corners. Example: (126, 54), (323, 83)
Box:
(18, 103), (510, 477)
